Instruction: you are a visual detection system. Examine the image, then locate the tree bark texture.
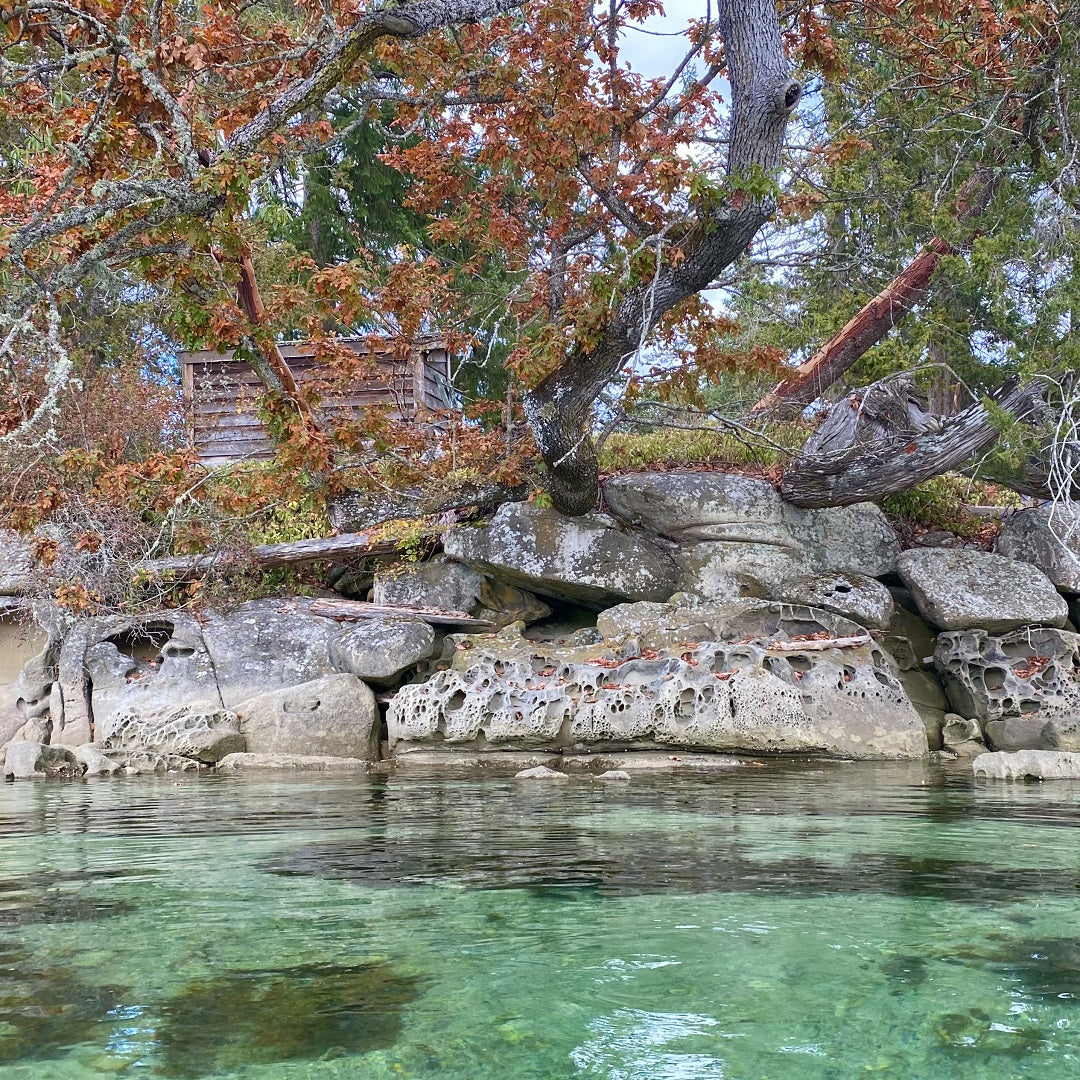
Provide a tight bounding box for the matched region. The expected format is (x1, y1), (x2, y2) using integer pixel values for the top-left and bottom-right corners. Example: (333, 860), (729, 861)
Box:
(752, 170), (1000, 418)
(780, 377), (1047, 507)
(524, 0), (801, 516)
(140, 528), (428, 577)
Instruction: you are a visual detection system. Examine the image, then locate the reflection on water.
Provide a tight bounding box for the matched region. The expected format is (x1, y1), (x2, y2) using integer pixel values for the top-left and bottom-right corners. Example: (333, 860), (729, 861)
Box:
(2, 761), (1080, 1077)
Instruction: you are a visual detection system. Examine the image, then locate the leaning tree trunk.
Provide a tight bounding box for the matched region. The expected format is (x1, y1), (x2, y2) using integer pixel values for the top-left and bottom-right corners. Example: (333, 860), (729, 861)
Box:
(524, 0), (802, 516)
(752, 170), (999, 419)
(780, 376), (1047, 508)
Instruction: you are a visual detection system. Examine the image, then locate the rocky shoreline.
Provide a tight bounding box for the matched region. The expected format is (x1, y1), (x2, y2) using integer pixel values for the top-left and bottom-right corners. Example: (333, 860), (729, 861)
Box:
(5, 472), (1080, 782)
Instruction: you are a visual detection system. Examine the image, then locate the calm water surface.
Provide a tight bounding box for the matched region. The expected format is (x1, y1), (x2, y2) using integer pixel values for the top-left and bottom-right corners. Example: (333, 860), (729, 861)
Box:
(3, 761), (1080, 1078)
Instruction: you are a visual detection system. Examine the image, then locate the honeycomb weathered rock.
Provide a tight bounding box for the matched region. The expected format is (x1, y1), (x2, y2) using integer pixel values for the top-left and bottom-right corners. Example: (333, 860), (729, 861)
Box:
(388, 605), (926, 759)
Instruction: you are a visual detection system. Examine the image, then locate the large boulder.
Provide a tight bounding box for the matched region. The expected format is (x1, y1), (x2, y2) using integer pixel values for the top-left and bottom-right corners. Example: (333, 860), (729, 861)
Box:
(768, 573), (895, 630)
(933, 626), (1080, 730)
(996, 504), (1080, 592)
(232, 673), (379, 760)
(442, 503), (677, 606)
(199, 600), (341, 706)
(3, 740), (81, 779)
(329, 618), (436, 685)
(602, 472), (900, 582)
(388, 604), (927, 760)
(897, 548), (1068, 632)
(373, 556), (550, 628)
(973, 750), (1080, 781)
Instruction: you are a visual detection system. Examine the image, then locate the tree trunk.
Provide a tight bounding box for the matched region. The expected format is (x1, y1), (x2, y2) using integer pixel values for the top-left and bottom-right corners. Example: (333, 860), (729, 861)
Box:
(524, 0), (801, 516)
(780, 377), (1046, 507)
(752, 170), (999, 418)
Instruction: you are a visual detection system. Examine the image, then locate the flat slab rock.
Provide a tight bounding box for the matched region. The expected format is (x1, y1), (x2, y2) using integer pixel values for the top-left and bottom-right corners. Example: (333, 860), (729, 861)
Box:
(898, 548), (1068, 632)
(973, 750), (1080, 781)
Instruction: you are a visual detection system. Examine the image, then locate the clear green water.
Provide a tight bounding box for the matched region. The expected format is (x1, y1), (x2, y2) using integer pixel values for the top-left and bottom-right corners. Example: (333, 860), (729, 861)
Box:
(3, 762), (1080, 1078)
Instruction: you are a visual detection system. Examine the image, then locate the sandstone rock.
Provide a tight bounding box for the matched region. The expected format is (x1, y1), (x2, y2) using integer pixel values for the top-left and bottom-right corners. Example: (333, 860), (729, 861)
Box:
(973, 750), (1080, 781)
(602, 472), (899, 578)
(200, 600), (342, 707)
(769, 573), (894, 629)
(0, 614), (51, 749)
(388, 611), (927, 760)
(57, 613), (222, 747)
(233, 673), (379, 760)
(983, 715), (1047, 752)
(941, 714), (986, 758)
(442, 502), (676, 605)
(102, 706), (245, 763)
(996, 504), (1080, 592)
(1040, 715), (1080, 752)
(562, 752), (748, 772)
(373, 556), (550, 628)
(3, 740), (81, 779)
(603, 472), (794, 543)
(73, 744), (122, 776)
(107, 749), (207, 774)
(897, 668), (949, 750)
(881, 606), (937, 672)
(514, 765), (569, 780)
(898, 548), (1067, 632)
(329, 618), (436, 684)
(216, 752), (371, 771)
(391, 749), (563, 771)
(675, 541), (795, 601)
(934, 626), (1080, 724)
(809, 503), (900, 577)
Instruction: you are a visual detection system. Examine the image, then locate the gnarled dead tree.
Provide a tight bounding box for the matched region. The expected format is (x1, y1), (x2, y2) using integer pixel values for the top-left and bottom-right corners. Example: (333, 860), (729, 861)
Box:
(780, 374), (1048, 508)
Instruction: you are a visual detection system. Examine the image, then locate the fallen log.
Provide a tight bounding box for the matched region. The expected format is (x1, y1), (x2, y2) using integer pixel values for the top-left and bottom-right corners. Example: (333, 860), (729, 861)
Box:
(139, 528), (432, 577)
(766, 634), (871, 652)
(752, 170), (999, 419)
(308, 597), (494, 628)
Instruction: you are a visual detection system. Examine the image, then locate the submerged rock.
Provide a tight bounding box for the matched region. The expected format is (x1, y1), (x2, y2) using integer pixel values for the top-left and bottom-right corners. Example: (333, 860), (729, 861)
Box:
(154, 962), (419, 1078)
(973, 749), (1080, 780)
(514, 765), (570, 780)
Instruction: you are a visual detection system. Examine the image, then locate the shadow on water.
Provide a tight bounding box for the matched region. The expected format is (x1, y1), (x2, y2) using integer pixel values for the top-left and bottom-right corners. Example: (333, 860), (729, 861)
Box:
(264, 834), (1080, 903)
(0, 869), (138, 926)
(0, 942), (129, 1065)
(155, 961), (421, 1078)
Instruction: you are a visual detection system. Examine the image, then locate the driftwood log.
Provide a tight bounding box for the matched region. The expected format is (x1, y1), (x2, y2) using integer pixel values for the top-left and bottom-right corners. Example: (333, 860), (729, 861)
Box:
(781, 375), (1047, 508)
(308, 597), (494, 628)
(139, 528), (430, 578)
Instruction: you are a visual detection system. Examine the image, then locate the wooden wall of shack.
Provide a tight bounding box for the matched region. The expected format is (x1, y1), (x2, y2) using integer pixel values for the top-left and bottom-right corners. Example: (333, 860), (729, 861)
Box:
(179, 339), (454, 465)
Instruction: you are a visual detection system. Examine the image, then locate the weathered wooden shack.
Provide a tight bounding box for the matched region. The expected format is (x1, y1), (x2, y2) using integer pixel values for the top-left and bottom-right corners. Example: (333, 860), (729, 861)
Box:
(179, 338), (454, 465)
